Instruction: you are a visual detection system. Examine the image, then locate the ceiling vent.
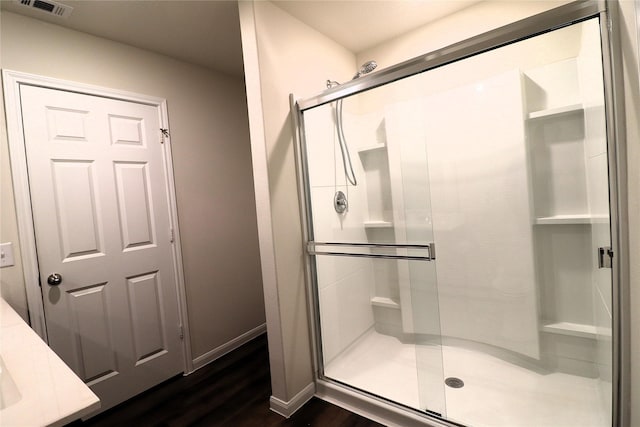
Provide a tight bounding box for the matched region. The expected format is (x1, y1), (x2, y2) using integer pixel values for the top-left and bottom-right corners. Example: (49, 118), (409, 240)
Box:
(15, 0), (73, 18)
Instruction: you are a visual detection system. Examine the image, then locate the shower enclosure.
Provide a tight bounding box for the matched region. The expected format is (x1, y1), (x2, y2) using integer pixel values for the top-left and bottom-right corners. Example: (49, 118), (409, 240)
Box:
(292, 3), (623, 427)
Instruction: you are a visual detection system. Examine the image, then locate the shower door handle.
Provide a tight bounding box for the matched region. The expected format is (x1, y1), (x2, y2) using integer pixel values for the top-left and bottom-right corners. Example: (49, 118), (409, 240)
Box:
(427, 242), (436, 260)
(307, 242), (436, 261)
(598, 246), (613, 269)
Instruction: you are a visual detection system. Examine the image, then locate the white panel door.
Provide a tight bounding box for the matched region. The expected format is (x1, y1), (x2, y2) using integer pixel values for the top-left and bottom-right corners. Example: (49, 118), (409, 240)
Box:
(19, 85), (183, 413)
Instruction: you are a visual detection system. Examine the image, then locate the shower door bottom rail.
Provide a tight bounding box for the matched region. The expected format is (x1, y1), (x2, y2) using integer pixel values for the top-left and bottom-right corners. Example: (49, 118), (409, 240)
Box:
(307, 241), (436, 261)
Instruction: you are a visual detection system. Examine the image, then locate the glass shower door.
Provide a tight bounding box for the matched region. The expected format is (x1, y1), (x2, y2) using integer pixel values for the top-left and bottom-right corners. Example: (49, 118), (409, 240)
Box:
(301, 98), (446, 416)
(296, 14), (612, 427)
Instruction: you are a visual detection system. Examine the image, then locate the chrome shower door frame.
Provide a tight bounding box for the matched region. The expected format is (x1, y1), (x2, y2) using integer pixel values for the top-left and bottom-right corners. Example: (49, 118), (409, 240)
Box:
(291, 0), (629, 425)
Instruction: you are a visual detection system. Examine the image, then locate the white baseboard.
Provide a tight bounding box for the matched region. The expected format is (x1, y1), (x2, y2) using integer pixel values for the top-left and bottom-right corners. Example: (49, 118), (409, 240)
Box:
(191, 323), (266, 372)
(269, 382), (315, 418)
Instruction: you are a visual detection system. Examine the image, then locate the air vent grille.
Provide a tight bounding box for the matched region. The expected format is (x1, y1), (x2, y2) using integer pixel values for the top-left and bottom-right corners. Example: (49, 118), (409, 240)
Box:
(14, 0), (73, 18)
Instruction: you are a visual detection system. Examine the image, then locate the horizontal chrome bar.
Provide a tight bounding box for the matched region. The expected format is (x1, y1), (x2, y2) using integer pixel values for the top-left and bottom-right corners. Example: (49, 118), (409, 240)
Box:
(296, 0), (603, 111)
(311, 242), (433, 250)
(308, 251), (432, 261)
(307, 242), (435, 261)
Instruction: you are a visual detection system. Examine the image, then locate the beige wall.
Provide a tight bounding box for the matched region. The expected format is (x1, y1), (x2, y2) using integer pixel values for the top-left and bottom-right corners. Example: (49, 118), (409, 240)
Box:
(239, 0), (356, 403)
(0, 90), (28, 320)
(0, 10), (265, 362)
(357, 1), (571, 70)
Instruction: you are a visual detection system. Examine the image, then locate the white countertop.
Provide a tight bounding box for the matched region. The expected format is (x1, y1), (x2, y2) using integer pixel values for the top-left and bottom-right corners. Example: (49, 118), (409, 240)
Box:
(0, 298), (100, 426)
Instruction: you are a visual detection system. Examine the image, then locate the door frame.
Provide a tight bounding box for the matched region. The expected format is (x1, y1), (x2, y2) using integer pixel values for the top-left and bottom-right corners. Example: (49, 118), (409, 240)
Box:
(2, 69), (193, 373)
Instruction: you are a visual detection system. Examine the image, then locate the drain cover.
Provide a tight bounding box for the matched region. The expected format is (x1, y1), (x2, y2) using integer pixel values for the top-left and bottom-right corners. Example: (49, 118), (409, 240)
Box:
(445, 377), (464, 388)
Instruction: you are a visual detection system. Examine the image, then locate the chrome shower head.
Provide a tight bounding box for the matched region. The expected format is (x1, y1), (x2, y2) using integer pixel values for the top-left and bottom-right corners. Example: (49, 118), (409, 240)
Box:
(352, 60), (378, 79)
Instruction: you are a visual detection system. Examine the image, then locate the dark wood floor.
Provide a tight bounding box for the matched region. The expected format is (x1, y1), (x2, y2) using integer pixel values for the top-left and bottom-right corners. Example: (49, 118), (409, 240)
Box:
(69, 334), (383, 427)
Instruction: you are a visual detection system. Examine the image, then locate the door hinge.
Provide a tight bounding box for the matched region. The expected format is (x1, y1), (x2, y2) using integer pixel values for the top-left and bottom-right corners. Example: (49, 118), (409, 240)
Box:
(598, 246), (613, 269)
(179, 325), (184, 340)
(160, 128), (170, 144)
(169, 228), (175, 243)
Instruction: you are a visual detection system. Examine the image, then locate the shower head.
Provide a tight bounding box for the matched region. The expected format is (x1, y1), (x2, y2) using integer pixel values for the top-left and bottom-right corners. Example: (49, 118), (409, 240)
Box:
(352, 60), (378, 79)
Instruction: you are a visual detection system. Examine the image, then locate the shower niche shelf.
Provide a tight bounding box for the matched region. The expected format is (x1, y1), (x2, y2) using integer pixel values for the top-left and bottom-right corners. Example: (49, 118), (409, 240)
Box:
(523, 57), (610, 379)
(541, 321), (598, 340)
(358, 131), (393, 228)
(370, 296), (400, 310)
(527, 103), (583, 120)
(357, 143), (387, 154)
(363, 220), (393, 229)
(534, 214), (608, 225)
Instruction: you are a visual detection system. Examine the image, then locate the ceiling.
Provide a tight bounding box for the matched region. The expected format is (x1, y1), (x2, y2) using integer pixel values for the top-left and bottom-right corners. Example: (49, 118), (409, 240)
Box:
(0, 0), (245, 76)
(1, 0), (480, 78)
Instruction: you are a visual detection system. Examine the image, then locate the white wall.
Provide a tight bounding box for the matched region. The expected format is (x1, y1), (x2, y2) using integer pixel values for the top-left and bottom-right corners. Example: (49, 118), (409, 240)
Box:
(239, 0), (356, 406)
(0, 10), (265, 364)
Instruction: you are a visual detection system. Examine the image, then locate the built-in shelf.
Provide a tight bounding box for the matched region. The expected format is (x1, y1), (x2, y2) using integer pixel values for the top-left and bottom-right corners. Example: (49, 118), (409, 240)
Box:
(541, 321), (598, 339)
(371, 297), (400, 310)
(364, 220), (393, 229)
(534, 214), (609, 225)
(357, 143), (387, 154)
(527, 103), (583, 120)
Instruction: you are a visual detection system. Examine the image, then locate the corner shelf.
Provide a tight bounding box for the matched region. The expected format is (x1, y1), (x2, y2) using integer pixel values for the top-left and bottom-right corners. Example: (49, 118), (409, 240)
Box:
(534, 214), (609, 225)
(364, 220), (393, 229)
(371, 297), (400, 310)
(527, 103), (583, 120)
(357, 143), (387, 155)
(541, 321), (598, 340)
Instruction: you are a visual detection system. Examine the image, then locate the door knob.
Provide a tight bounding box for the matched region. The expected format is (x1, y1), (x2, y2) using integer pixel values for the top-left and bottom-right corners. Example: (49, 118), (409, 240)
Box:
(47, 273), (62, 286)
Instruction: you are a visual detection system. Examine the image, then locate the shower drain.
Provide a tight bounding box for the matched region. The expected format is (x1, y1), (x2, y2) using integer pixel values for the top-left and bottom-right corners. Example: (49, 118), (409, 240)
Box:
(445, 377), (465, 388)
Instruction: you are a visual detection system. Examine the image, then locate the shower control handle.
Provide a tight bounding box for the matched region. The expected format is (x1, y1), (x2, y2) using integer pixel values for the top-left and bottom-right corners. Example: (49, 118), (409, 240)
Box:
(334, 191), (348, 214)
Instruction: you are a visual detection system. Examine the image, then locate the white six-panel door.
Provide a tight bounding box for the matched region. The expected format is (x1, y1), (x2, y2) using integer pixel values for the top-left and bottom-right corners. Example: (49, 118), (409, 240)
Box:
(19, 85), (183, 413)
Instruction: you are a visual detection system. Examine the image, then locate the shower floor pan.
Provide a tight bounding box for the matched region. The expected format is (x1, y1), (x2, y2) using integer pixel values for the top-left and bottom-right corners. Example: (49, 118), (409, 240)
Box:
(324, 329), (607, 427)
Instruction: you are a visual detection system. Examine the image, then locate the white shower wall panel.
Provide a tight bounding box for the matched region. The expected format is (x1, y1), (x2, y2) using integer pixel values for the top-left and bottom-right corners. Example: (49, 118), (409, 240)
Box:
(586, 153), (612, 312)
(318, 266), (375, 363)
(304, 107), (364, 189)
(523, 58), (581, 111)
(305, 105), (376, 362)
(309, 185), (369, 247)
(535, 225), (594, 325)
(311, 184), (376, 362)
(384, 99), (438, 335)
(577, 18), (611, 412)
(423, 69), (540, 359)
(529, 111), (589, 217)
(303, 105), (372, 188)
(302, 107), (332, 187)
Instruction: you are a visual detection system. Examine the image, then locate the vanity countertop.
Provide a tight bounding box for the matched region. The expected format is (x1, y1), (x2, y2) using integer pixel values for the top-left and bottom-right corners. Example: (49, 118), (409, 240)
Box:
(0, 298), (100, 426)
